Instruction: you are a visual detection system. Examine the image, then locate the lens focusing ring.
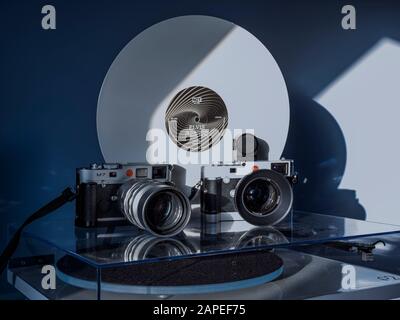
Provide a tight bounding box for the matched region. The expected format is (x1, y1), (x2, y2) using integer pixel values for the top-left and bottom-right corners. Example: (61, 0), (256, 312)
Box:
(119, 179), (191, 237)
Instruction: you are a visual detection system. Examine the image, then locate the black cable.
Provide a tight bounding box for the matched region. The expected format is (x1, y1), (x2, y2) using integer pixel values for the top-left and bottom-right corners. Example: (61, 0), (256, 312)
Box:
(0, 188), (76, 275)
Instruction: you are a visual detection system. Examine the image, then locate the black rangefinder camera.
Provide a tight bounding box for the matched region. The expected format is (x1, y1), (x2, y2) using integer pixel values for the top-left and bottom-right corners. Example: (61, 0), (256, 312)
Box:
(75, 163), (191, 237)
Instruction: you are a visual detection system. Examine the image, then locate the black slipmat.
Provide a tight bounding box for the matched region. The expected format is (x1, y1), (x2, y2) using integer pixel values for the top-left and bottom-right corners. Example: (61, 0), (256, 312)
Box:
(57, 250), (283, 287)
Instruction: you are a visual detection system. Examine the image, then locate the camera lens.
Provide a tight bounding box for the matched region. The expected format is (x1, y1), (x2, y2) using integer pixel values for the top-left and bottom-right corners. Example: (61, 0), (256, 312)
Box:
(145, 191), (185, 235)
(119, 180), (191, 237)
(243, 179), (279, 215)
(234, 169), (293, 226)
(235, 133), (259, 159)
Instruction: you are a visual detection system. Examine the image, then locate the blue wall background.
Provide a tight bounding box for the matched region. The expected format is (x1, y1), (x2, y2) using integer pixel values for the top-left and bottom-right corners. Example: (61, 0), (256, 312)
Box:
(1, 0), (400, 298)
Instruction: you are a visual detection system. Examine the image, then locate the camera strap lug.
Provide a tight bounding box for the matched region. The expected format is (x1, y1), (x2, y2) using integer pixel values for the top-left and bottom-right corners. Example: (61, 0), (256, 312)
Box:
(189, 180), (203, 201)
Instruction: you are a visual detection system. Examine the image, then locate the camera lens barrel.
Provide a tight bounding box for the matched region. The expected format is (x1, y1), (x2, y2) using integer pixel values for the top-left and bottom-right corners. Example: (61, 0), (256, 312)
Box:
(119, 179), (191, 237)
(234, 169), (293, 226)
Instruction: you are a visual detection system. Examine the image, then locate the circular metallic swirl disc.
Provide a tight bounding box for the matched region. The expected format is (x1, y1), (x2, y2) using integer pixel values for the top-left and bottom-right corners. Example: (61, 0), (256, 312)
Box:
(165, 86), (228, 152)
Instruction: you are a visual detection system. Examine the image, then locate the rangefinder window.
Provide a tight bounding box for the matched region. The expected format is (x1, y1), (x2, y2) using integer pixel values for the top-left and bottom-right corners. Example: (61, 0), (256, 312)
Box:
(136, 168), (148, 178)
(152, 166), (167, 179)
(271, 163), (288, 175)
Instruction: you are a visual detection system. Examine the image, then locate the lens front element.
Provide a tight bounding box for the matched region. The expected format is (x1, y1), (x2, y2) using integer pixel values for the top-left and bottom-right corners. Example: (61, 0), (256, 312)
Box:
(145, 191), (186, 235)
(243, 178), (279, 216)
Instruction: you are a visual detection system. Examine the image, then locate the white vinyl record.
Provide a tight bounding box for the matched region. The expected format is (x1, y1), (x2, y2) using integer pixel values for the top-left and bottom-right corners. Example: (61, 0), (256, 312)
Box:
(97, 15), (290, 186)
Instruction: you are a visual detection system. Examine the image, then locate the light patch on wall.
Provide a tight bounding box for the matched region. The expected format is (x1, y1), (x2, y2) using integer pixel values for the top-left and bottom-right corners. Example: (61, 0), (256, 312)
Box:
(316, 38), (400, 225)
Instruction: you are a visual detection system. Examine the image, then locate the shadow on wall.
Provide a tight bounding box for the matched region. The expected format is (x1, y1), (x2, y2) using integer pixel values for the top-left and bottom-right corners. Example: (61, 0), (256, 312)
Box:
(282, 91), (366, 220)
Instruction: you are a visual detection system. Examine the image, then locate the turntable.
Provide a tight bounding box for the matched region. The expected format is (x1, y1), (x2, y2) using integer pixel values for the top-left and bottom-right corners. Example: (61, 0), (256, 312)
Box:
(6, 209), (400, 300)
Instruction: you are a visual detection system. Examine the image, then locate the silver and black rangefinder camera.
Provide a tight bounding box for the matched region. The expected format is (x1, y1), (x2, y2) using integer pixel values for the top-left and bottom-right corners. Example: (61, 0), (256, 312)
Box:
(75, 163), (191, 237)
(200, 160), (296, 226)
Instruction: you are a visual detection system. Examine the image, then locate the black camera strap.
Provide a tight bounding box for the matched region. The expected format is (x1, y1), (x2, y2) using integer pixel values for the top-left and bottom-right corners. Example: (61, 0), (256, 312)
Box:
(0, 180), (201, 275)
(0, 188), (76, 275)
